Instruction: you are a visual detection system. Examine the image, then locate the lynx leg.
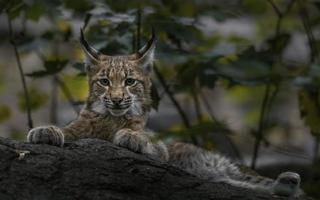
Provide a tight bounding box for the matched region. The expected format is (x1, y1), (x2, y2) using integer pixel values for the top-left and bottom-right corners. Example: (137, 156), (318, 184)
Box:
(113, 128), (168, 161)
(27, 126), (64, 147)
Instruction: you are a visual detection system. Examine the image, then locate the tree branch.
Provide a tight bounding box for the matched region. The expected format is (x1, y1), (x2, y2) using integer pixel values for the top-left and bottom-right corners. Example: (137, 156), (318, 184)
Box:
(267, 0), (282, 17)
(251, 0), (296, 170)
(251, 83), (272, 169)
(0, 137), (310, 200)
(192, 81), (202, 123)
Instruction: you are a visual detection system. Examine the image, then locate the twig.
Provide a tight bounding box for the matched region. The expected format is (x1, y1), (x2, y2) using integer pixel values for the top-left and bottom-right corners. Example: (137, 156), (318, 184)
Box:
(191, 87), (202, 145)
(271, 0), (296, 51)
(192, 81), (202, 123)
(190, 82), (202, 145)
(250, 0), (280, 168)
(298, 0), (319, 63)
(154, 65), (197, 145)
(250, 0), (296, 170)
(7, 15), (33, 129)
(251, 83), (271, 169)
(267, 0), (282, 17)
(265, 84), (280, 125)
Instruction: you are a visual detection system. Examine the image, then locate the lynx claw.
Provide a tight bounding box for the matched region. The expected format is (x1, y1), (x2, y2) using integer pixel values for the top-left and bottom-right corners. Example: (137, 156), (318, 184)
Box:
(272, 172), (301, 198)
(27, 126), (64, 147)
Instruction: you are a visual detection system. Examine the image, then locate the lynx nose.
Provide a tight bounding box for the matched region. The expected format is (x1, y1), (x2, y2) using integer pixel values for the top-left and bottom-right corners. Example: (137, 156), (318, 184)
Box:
(111, 97), (123, 105)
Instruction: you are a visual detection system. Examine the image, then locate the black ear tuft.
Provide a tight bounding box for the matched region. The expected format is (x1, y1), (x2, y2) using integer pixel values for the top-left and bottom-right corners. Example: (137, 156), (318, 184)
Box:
(80, 28), (101, 64)
(134, 28), (156, 73)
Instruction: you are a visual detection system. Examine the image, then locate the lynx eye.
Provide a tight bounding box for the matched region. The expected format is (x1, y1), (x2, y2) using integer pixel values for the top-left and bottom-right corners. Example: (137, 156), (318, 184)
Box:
(98, 78), (110, 86)
(125, 78), (136, 86)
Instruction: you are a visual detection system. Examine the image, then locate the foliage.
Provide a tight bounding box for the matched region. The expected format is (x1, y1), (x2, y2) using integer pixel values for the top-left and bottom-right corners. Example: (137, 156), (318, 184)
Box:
(17, 87), (48, 112)
(61, 75), (88, 101)
(0, 105), (11, 123)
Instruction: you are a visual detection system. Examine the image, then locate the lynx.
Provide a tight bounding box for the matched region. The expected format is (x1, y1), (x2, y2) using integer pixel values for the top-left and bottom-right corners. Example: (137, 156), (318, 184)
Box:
(28, 28), (303, 198)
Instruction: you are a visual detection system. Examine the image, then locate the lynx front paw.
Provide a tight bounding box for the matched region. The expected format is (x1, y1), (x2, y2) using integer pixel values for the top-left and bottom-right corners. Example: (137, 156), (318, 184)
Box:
(272, 172), (302, 197)
(27, 126), (64, 147)
(113, 129), (154, 154)
(113, 129), (168, 160)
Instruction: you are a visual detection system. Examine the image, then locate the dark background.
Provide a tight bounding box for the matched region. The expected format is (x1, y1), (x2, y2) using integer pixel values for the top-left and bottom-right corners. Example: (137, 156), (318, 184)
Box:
(0, 0), (319, 198)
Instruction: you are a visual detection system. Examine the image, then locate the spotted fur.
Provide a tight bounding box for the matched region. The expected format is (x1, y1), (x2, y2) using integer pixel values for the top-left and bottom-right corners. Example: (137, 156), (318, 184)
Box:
(27, 30), (302, 198)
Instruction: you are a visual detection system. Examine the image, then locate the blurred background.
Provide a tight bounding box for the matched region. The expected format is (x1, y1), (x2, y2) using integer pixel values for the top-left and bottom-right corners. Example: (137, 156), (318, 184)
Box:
(0, 0), (320, 198)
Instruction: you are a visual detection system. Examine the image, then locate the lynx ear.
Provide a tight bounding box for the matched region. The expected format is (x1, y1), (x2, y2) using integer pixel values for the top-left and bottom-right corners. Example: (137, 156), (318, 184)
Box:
(80, 28), (101, 64)
(132, 28), (156, 73)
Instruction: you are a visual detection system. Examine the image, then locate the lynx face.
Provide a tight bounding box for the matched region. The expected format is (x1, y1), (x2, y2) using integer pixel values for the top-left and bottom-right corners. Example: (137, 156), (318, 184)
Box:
(88, 57), (152, 116)
(80, 29), (155, 116)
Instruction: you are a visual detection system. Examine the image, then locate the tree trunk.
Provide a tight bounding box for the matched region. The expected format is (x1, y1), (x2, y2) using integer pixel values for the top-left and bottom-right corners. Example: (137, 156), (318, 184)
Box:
(0, 137), (311, 200)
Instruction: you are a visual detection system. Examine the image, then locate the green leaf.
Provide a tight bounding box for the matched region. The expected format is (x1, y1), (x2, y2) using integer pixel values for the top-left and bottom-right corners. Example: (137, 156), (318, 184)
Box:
(99, 40), (129, 55)
(25, 70), (53, 77)
(5, 0), (26, 19)
(199, 73), (217, 88)
(40, 31), (55, 40)
(26, 59), (68, 78)
(61, 75), (88, 101)
(44, 60), (68, 71)
(266, 33), (291, 55)
(144, 13), (203, 45)
(299, 90), (320, 136)
(72, 62), (86, 74)
(63, 0), (92, 13)
(25, 1), (44, 21)
(176, 60), (203, 86)
(0, 105), (11, 123)
(164, 1), (197, 17)
(213, 60), (271, 86)
(17, 87), (48, 111)
(242, 0), (268, 14)
(103, 0), (155, 12)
